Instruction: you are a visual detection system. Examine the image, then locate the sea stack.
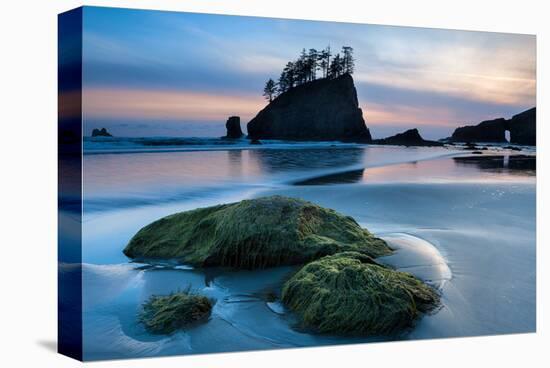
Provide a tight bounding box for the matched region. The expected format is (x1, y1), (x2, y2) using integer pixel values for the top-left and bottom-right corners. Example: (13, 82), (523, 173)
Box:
(450, 107), (535, 145)
(373, 128), (443, 147)
(451, 118), (508, 143)
(91, 128), (112, 137)
(225, 116), (244, 138)
(247, 74), (372, 142)
(508, 108), (536, 145)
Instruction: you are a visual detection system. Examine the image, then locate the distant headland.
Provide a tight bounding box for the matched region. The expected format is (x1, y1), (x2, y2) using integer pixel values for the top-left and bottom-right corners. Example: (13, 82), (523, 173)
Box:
(447, 107), (535, 146)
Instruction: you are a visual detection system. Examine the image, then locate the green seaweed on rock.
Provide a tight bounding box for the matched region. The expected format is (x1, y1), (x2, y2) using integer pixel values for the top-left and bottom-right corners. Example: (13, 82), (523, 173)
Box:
(124, 196), (391, 269)
(281, 252), (440, 336)
(139, 290), (213, 334)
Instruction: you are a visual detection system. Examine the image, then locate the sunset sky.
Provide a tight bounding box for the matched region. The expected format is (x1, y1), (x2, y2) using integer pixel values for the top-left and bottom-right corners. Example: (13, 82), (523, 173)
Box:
(81, 6), (536, 139)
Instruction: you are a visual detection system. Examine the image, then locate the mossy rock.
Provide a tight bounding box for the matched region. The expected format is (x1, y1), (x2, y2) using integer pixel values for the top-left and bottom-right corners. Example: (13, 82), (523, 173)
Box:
(281, 252), (440, 336)
(124, 196), (391, 269)
(139, 291), (213, 334)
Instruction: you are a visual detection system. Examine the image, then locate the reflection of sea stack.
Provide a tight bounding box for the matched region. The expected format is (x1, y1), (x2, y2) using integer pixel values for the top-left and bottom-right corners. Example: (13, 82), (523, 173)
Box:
(91, 128), (112, 137)
(247, 74), (371, 142)
(450, 107), (535, 145)
(224, 116), (243, 138)
(373, 128), (443, 147)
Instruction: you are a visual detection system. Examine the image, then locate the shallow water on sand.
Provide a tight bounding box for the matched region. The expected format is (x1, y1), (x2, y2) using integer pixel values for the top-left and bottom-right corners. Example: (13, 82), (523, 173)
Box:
(77, 144), (535, 360)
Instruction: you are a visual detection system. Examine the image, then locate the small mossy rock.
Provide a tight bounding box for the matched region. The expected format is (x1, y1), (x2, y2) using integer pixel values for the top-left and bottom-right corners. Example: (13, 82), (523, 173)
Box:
(123, 196), (391, 269)
(282, 252), (440, 336)
(139, 292), (213, 334)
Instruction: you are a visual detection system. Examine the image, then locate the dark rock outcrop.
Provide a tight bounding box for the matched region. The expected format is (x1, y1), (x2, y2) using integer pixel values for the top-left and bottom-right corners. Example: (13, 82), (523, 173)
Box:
(508, 107), (536, 145)
(373, 128), (443, 147)
(450, 107), (535, 145)
(247, 74), (372, 142)
(451, 118), (507, 143)
(224, 116), (243, 138)
(91, 128), (112, 137)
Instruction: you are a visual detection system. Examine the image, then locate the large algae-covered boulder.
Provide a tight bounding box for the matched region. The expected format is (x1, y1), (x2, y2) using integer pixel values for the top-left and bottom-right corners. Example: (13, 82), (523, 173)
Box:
(124, 196), (391, 269)
(139, 291), (213, 334)
(282, 252), (439, 335)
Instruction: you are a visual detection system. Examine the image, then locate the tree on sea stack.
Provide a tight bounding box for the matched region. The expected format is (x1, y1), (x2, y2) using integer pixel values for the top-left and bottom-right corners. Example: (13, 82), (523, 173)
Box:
(263, 78), (277, 102)
(268, 45), (353, 96)
(277, 62), (295, 94)
(341, 46), (355, 74)
(307, 48), (318, 81)
(328, 53), (344, 78)
(318, 45), (331, 78)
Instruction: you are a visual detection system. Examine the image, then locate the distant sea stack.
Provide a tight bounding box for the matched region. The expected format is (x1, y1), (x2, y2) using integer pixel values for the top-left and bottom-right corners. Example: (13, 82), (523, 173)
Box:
(247, 74), (372, 142)
(508, 108), (536, 146)
(451, 118), (508, 143)
(91, 128), (112, 137)
(450, 107), (535, 145)
(224, 116), (244, 139)
(373, 128), (443, 147)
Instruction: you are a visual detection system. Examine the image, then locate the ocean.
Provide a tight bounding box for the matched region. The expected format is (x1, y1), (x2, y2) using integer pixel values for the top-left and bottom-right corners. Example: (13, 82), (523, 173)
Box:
(73, 137), (535, 360)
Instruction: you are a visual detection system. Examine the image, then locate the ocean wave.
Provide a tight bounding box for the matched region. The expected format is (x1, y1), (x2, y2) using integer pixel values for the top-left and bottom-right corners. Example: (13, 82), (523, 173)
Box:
(84, 136), (365, 155)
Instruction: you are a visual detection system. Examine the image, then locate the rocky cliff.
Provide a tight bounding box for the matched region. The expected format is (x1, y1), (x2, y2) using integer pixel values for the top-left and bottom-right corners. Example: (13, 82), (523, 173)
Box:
(450, 107), (535, 145)
(247, 74), (371, 142)
(451, 118), (508, 143)
(508, 107), (536, 145)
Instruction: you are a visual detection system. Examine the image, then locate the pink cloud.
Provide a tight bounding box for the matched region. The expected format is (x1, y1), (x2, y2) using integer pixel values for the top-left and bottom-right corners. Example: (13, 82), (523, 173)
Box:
(83, 87), (266, 122)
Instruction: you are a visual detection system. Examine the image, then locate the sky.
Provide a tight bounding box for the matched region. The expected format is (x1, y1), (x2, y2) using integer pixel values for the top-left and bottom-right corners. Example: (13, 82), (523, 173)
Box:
(81, 6), (536, 139)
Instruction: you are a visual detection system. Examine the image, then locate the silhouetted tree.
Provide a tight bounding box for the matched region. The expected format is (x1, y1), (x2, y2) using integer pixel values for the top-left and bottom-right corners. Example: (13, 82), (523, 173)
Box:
(329, 53), (344, 78)
(294, 49), (309, 85)
(307, 48), (318, 81)
(318, 45), (331, 78)
(263, 78), (277, 102)
(341, 46), (355, 74)
(264, 45), (354, 98)
(278, 62), (295, 93)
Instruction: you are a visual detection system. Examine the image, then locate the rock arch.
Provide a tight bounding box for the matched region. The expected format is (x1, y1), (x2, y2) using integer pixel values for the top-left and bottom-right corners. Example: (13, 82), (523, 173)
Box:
(450, 107), (535, 146)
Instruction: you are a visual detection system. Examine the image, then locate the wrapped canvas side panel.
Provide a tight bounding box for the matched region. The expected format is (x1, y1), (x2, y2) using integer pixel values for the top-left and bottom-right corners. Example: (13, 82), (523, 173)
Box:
(58, 7), (83, 361)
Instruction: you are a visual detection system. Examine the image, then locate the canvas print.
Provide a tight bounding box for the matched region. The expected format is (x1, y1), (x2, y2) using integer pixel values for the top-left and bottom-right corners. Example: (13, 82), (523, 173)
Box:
(58, 6), (536, 361)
